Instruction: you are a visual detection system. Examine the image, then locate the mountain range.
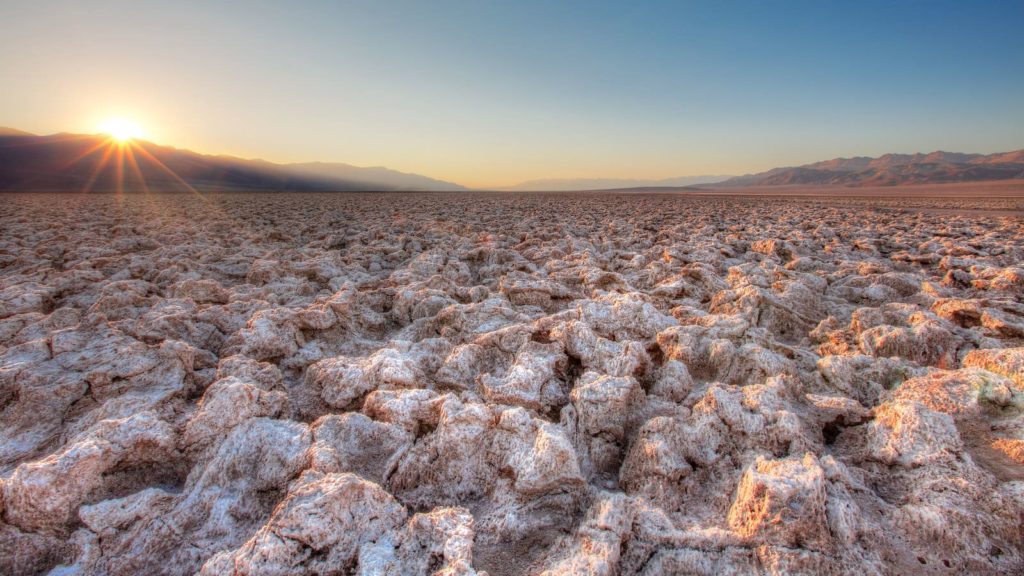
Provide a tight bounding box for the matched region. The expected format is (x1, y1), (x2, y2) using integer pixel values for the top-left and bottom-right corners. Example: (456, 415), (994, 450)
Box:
(0, 129), (465, 192)
(1, 128), (1022, 192)
(719, 150), (1024, 187)
(499, 175), (733, 191)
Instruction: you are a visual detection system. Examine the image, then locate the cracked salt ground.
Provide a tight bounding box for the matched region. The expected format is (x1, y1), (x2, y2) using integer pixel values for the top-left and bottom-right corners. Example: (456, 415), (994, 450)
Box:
(0, 191), (1023, 575)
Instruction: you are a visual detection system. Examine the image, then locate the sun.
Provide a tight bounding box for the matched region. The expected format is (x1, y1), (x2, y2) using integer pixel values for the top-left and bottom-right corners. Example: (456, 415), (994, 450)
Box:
(99, 117), (144, 142)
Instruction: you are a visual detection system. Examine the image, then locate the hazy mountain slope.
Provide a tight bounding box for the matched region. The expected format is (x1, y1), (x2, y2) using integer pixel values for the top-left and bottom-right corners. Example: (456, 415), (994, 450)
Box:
(974, 150), (1024, 164)
(500, 175), (732, 191)
(0, 131), (464, 192)
(722, 150), (1024, 187)
(287, 161), (465, 191)
(0, 126), (36, 137)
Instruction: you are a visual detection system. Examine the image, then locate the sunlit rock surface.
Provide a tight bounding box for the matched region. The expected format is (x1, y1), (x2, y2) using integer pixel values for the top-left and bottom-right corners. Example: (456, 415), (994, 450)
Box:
(1, 192), (1023, 575)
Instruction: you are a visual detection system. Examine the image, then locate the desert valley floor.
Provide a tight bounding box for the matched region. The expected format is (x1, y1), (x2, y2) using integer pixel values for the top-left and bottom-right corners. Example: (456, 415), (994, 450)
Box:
(2, 190), (1024, 575)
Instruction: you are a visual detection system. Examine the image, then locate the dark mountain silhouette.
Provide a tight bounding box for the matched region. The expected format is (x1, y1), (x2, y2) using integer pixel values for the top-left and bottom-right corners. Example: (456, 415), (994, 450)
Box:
(720, 150), (1024, 187)
(0, 129), (466, 192)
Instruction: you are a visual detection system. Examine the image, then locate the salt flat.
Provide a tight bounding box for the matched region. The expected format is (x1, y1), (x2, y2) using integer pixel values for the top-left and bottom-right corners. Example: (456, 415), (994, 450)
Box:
(1, 191), (1023, 575)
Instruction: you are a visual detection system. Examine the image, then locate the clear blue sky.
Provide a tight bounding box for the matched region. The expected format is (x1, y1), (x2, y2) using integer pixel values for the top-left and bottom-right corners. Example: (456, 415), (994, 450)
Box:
(2, 0), (1022, 186)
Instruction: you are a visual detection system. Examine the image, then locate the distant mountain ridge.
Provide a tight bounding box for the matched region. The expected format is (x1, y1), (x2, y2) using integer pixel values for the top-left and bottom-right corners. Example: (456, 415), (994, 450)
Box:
(285, 161), (463, 192)
(500, 175), (732, 191)
(721, 150), (1024, 187)
(0, 129), (465, 192)
(0, 127), (36, 137)
(4, 128), (1021, 192)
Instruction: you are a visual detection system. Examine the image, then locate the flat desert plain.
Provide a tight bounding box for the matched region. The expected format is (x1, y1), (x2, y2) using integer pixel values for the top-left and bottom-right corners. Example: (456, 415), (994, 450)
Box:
(1, 189), (1024, 575)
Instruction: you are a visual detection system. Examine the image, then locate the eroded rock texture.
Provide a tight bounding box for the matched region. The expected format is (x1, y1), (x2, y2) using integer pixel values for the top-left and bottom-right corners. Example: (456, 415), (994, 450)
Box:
(1, 192), (1023, 575)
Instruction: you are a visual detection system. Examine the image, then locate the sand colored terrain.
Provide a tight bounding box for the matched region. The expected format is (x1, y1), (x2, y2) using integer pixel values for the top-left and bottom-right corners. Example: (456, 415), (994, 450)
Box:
(1, 191), (1023, 575)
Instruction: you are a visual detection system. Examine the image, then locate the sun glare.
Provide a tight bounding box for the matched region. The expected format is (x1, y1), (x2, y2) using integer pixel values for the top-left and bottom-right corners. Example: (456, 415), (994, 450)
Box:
(99, 117), (144, 142)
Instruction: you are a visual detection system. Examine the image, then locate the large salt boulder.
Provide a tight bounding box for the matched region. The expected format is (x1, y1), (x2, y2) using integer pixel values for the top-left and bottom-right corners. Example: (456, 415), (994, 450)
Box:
(865, 400), (962, 467)
(358, 507), (481, 575)
(199, 471), (407, 576)
(78, 418), (312, 575)
(962, 347), (1024, 387)
(171, 278), (229, 304)
(309, 413), (413, 483)
(307, 347), (424, 410)
(3, 412), (176, 534)
(891, 368), (1022, 418)
(181, 376), (288, 454)
(727, 453), (830, 552)
(480, 340), (568, 410)
(493, 407), (584, 497)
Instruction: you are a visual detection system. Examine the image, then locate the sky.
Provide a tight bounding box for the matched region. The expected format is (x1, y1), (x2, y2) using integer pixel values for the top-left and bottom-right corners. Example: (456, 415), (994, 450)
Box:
(1, 0), (1023, 188)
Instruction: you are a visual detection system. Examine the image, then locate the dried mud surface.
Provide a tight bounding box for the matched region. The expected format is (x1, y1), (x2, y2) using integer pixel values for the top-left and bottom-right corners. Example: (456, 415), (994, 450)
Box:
(2, 191), (1023, 575)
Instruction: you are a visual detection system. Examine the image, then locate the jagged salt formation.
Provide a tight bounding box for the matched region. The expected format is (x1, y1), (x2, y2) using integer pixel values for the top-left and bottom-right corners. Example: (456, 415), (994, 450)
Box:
(0, 192), (1022, 575)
